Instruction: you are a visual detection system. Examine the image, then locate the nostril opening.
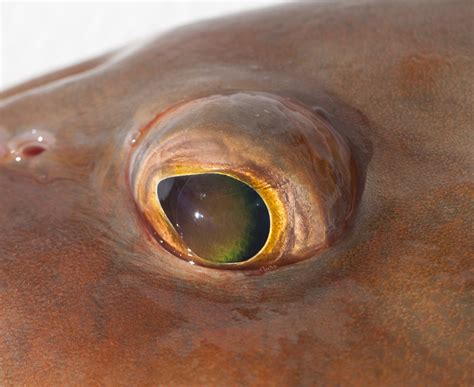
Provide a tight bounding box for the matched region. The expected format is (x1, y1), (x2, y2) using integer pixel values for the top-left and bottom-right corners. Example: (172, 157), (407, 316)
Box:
(5, 129), (55, 162)
(22, 145), (46, 157)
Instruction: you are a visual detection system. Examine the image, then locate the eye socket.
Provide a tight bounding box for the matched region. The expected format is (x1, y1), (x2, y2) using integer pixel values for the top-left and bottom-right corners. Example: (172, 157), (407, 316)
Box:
(158, 173), (270, 263)
(130, 92), (357, 269)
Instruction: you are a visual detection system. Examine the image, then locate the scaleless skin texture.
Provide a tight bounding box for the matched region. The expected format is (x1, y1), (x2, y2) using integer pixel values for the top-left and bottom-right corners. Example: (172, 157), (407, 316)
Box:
(0, 1), (473, 385)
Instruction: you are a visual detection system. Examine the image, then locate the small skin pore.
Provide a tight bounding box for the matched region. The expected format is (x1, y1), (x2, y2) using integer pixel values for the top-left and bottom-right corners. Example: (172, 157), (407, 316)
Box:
(0, 1), (473, 385)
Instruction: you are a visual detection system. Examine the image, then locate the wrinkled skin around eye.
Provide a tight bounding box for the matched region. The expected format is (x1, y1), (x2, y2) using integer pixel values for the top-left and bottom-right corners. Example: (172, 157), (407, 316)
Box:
(0, 1), (473, 385)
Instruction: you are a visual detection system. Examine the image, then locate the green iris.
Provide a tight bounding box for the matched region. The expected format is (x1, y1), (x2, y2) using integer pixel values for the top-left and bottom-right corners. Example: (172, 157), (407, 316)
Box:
(157, 173), (270, 263)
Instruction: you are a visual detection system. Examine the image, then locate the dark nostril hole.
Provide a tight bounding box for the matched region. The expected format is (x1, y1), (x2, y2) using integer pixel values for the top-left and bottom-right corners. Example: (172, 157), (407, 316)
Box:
(22, 145), (46, 157)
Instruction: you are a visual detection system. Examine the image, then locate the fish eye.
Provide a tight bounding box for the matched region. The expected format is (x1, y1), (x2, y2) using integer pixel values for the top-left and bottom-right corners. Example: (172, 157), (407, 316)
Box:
(158, 173), (270, 264)
(130, 92), (358, 269)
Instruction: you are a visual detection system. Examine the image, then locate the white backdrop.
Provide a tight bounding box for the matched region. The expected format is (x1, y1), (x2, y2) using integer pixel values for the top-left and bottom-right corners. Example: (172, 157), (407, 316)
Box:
(1, 1), (293, 91)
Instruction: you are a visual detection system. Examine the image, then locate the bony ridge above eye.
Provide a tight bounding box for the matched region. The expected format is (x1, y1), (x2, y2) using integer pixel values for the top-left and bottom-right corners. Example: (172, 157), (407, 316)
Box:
(130, 92), (357, 270)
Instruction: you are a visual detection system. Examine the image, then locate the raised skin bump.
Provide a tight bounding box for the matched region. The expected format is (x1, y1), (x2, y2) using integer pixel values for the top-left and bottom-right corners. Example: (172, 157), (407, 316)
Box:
(0, 1), (473, 385)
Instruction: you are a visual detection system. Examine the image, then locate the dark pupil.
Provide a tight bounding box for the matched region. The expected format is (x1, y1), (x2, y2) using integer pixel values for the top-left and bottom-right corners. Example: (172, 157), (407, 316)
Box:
(157, 174), (270, 263)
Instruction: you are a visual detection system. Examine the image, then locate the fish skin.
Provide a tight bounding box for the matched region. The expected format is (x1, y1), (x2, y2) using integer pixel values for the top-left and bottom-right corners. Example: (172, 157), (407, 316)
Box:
(0, 1), (473, 385)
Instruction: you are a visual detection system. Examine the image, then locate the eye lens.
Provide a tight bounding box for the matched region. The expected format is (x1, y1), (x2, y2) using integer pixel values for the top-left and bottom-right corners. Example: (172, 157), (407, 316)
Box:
(157, 174), (270, 263)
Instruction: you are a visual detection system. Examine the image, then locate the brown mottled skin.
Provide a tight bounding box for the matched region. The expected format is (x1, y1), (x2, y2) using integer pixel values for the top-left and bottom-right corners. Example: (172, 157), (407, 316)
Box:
(1, 1), (473, 385)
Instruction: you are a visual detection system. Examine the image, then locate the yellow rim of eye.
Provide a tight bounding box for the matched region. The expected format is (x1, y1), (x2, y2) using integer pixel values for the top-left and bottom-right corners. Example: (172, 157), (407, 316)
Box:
(137, 164), (287, 269)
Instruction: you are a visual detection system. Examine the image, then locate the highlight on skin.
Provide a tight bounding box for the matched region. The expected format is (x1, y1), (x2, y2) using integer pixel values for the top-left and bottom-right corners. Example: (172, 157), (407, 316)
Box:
(158, 173), (270, 263)
(131, 91), (358, 269)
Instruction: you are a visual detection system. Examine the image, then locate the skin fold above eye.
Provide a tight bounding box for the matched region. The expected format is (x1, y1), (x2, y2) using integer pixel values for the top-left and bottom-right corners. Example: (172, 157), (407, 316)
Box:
(0, 1), (472, 385)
